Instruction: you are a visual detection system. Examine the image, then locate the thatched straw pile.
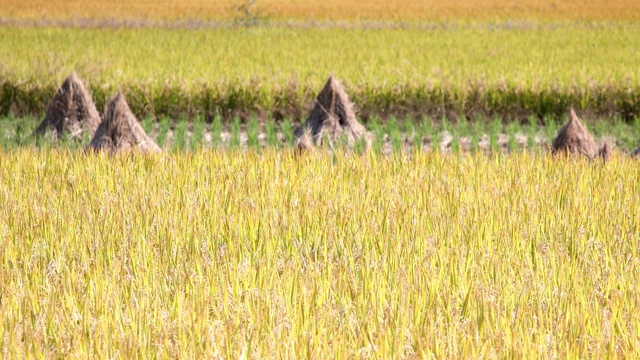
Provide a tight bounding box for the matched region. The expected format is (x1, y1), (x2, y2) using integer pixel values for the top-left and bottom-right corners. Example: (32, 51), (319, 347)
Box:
(294, 75), (366, 148)
(552, 108), (609, 160)
(86, 92), (161, 153)
(33, 72), (101, 139)
(598, 139), (612, 161)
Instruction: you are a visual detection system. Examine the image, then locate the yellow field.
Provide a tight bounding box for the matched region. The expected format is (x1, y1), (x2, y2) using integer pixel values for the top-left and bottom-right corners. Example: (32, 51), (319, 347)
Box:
(2, 0), (640, 21)
(1, 149), (639, 358)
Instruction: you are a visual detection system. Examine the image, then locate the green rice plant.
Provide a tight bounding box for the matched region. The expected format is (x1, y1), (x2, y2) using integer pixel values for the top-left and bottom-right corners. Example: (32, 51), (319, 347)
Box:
(415, 117), (432, 148)
(264, 119), (278, 148)
(230, 117), (242, 149)
(333, 132), (348, 151)
(387, 116), (403, 152)
(488, 116), (503, 152)
(210, 115), (223, 149)
(368, 115), (384, 154)
(156, 117), (171, 148)
(457, 115), (473, 152)
(610, 117), (634, 150)
(246, 116), (260, 149)
(1, 113), (35, 148)
(470, 118), (489, 153)
(544, 114), (559, 142)
(450, 132), (460, 153)
(526, 115), (538, 150)
(280, 118), (294, 146)
(141, 115), (155, 135)
(441, 117), (456, 152)
(457, 115), (471, 137)
(403, 116), (416, 150)
(3, 114), (640, 153)
(353, 134), (367, 154)
(423, 117), (442, 152)
(190, 115), (205, 151)
(172, 116), (188, 151)
(81, 127), (92, 146)
(591, 117), (606, 138)
(0, 113), (15, 149)
(631, 117), (640, 150)
(506, 120), (520, 151)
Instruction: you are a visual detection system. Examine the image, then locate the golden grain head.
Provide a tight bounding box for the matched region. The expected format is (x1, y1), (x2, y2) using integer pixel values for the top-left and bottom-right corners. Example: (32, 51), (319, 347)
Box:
(1, 149), (638, 358)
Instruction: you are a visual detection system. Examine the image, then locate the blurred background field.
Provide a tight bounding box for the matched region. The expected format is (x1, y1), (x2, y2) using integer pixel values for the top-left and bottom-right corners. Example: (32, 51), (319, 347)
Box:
(2, 0), (640, 21)
(2, 0), (640, 126)
(1, 25), (640, 123)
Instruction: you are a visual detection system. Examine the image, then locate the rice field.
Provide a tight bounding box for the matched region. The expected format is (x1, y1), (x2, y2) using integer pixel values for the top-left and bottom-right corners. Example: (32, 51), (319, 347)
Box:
(2, 25), (640, 120)
(2, 0), (640, 21)
(1, 150), (639, 358)
(4, 25), (639, 87)
(2, 1), (640, 358)
(3, 114), (640, 154)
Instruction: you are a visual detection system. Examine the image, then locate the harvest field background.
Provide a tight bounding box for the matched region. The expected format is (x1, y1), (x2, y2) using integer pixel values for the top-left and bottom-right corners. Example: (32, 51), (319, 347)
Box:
(3, 0), (640, 21)
(2, 1), (640, 124)
(2, 0), (640, 358)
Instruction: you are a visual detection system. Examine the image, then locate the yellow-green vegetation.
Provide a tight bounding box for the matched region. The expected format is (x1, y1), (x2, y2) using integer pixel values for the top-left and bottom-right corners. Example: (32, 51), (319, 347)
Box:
(2, 25), (640, 119)
(1, 149), (639, 357)
(6, 26), (639, 86)
(2, 0), (640, 21)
